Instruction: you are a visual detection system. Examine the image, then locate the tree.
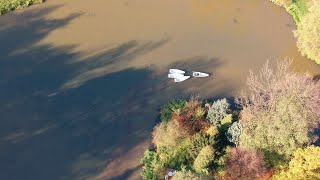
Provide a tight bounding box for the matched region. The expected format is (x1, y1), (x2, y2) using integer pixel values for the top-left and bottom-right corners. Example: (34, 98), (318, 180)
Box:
(152, 120), (188, 149)
(160, 99), (186, 123)
(273, 146), (320, 180)
(225, 148), (267, 180)
(226, 121), (242, 146)
(187, 133), (215, 161)
(294, 0), (320, 64)
(173, 96), (209, 135)
(236, 60), (320, 160)
(207, 98), (230, 125)
(193, 145), (215, 174)
(141, 150), (159, 180)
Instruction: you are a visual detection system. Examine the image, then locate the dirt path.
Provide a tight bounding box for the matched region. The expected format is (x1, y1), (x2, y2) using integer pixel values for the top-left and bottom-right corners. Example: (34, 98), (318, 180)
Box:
(0, 0), (319, 179)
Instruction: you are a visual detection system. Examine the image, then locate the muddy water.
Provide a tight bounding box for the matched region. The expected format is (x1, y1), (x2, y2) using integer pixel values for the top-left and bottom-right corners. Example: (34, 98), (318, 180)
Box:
(0, 0), (319, 180)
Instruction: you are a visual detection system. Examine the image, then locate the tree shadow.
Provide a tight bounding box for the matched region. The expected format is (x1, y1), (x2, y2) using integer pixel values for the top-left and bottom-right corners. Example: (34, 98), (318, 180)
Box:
(0, 5), (233, 180)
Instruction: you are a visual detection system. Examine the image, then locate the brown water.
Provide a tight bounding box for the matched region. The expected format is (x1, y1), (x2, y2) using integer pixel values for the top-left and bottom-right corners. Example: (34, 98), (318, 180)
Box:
(0, 0), (319, 179)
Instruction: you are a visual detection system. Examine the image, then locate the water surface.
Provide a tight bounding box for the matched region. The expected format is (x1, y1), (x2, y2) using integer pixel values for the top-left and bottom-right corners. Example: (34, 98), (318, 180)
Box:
(0, 0), (319, 179)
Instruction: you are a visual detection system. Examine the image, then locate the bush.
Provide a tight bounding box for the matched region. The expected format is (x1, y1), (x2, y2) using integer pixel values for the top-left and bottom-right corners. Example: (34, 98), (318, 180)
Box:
(225, 148), (267, 180)
(193, 145), (215, 174)
(237, 60), (320, 160)
(0, 0), (44, 15)
(207, 98), (230, 125)
(294, 0), (320, 64)
(273, 146), (320, 179)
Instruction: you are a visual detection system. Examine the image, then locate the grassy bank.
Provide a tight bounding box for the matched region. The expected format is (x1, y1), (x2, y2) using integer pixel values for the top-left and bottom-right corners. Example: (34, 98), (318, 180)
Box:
(287, 0), (310, 24)
(271, 0), (320, 64)
(0, 0), (44, 15)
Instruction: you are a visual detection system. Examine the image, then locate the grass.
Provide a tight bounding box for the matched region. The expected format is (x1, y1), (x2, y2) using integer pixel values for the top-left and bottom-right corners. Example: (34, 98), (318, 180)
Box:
(0, 0), (44, 15)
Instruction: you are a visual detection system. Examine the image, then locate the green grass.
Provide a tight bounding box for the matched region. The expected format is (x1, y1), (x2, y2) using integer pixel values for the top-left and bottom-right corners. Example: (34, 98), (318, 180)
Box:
(287, 0), (310, 24)
(0, 0), (44, 15)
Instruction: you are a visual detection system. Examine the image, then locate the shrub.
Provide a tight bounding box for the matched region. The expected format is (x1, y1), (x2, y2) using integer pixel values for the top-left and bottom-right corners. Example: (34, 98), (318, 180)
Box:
(294, 0), (320, 64)
(193, 145), (215, 174)
(0, 0), (44, 15)
(152, 120), (188, 149)
(237, 60), (320, 159)
(160, 99), (186, 123)
(207, 98), (230, 125)
(226, 121), (242, 146)
(225, 148), (267, 180)
(273, 146), (320, 179)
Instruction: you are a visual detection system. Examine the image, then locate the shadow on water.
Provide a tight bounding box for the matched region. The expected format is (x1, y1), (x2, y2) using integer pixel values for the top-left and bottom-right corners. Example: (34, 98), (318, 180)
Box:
(0, 5), (232, 180)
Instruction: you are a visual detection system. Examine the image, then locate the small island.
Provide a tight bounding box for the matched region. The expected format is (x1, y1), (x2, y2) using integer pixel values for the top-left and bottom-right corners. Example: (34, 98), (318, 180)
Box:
(141, 60), (320, 179)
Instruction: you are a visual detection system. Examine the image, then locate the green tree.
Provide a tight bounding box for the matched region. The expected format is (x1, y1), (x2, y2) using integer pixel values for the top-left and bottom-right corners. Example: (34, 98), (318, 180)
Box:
(141, 150), (159, 180)
(273, 146), (320, 180)
(160, 99), (186, 123)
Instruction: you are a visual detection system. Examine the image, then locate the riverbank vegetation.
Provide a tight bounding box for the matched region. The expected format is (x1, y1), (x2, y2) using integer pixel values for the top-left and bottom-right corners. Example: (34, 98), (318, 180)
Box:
(270, 0), (320, 64)
(0, 0), (44, 15)
(141, 60), (320, 179)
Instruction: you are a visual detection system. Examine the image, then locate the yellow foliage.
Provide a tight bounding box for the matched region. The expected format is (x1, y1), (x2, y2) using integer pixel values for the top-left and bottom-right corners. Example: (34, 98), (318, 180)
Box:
(206, 125), (218, 137)
(273, 146), (320, 180)
(193, 145), (215, 174)
(152, 120), (188, 148)
(221, 114), (232, 126)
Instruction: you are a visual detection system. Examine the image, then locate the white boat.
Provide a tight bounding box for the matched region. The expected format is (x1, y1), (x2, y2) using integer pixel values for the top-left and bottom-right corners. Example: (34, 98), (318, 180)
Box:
(169, 69), (185, 74)
(174, 76), (190, 82)
(192, 71), (209, 77)
(168, 73), (184, 78)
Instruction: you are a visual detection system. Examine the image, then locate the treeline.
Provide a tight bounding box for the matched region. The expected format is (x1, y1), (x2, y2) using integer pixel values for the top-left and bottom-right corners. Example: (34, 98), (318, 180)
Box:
(141, 60), (320, 179)
(270, 0), (320, 64)
(0, 0), (44, 15)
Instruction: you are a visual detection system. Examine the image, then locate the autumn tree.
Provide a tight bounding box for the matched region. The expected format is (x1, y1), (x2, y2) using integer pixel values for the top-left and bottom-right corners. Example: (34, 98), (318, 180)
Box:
(225, 148), (267, 180)
(273, 146), (320, 179)
(193, 145), (215, 174)
(237, 60), (320, 160)
(152, 120), (188, 149)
